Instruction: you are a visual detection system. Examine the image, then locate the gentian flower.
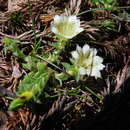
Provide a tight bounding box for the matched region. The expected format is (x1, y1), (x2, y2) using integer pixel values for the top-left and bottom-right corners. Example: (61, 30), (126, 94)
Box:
(51, 15), (84, 39)
(71, 44), (105, 78)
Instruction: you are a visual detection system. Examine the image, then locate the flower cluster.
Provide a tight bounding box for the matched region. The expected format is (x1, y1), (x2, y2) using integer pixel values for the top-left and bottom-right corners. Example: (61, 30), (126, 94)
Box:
(71, 44), (105, 78)
(51, 15), (105, 78)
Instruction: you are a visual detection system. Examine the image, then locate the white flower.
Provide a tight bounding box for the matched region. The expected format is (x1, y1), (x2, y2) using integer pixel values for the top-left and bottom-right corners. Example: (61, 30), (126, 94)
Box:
(71, 44), (105, 78)
(51, 15), (84, 39)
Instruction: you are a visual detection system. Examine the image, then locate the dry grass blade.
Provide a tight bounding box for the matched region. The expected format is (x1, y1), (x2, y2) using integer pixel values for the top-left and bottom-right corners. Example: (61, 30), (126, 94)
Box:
(7, 108), (40, 130)
(0, 59), (12, 86)
(0, 0), (65, 34)
(103, 33), (130, 60)
(39, 96), (77, 130)
(0, 111), (8, 130)
(65, 0), (81, 15)
(115, 63), (130, 91)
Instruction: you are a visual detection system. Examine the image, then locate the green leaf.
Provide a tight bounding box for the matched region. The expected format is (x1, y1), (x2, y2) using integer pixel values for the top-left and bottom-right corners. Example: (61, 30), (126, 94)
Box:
(22, 56), (40, 71)
(75, 72), (80, 82)
(3, 37), (25, 59)
(50, 42), (61, 48)
(37, 62), (47, 72)
(9, 98), (24, 111)
(62, 62), (71, 70)
(9, 91), (33, 111)
(55, 72), (69, 86)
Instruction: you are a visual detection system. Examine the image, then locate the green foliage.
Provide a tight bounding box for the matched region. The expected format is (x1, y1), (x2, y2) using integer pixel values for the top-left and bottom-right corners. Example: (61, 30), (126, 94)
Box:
(55, 72), (69, 86)
(10, 12), (24, 26)
(18, 64), (49, 96)
(99, 20), (118, 32)
(62, 62), (80, 82)
(3, 37), (25, 59)
(9, 37), (71, 110)
(22, 56), (41, 71)
(9, 91), (33, 111)
(91, 0), (118, 8)
(50, 42), (63, 49)
(9, 63), (51, 110)
(32, 38), (42, 54)
(118, 11), (130, 20)
(9, 98), (24, 111)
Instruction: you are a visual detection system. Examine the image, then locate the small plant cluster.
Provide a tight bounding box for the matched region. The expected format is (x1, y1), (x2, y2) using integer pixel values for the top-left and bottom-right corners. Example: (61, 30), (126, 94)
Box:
(3, 15), (105, 110)
(92, 0), (118, 8)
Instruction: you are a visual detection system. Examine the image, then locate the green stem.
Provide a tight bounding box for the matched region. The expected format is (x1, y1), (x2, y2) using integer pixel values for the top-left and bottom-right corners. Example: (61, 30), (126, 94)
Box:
(33, 54), (70, 76)
(84, 86), (103, 100)
(77, 6), (130, 16)
(69, 93), (95, 104)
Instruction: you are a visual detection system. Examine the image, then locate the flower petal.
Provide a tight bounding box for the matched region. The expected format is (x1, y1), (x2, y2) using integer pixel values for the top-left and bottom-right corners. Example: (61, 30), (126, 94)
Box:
(76, 45), (82, 53)
(91, 70), (101, 78)
(53, 15), (61, 24)
(82, 44), (90, 55)
(77, 27), (84, 33)
(93, 56), (103, 64)
(89, 48), (97, 57)
(69, 15), (77, 23)
(51, 26), (59, 35)
(71, 51), (79, 60)
(78, 67), (87, 75)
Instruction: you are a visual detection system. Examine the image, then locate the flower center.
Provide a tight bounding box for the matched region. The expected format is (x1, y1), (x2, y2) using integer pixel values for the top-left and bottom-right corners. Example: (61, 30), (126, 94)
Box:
(76, 53), (94, 70)
(57, 21), (76, 37)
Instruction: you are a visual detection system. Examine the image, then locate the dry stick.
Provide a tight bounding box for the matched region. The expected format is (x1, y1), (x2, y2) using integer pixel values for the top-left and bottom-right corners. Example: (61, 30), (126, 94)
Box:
(27, 0), (37, 44)
(0, 32), (18, 39)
